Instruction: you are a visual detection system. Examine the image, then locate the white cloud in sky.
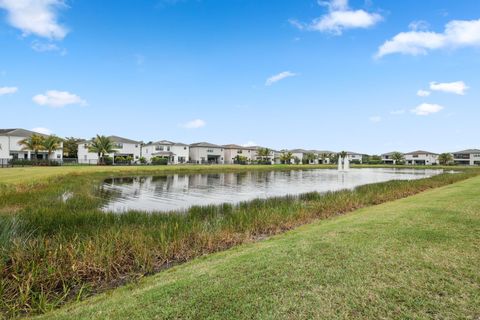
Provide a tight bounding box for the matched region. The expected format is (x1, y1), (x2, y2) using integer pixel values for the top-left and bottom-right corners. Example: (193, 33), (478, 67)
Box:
(181, 119), (206, 129)
(411, 103), (444, 116)
(31, 40), (66, 55)
(429, 81), (469, 95)
(242, 141), (257, 147)
(417, 89), (431, 97)
(291, 0), (382, 35)
(31, 127), (52, 135)
(33, 90), (87, 108)
(265, 71), (297, 86)
(376, 18), (480, 58)
(390, 109), (405, 115)
(369, 116), (382, 123)
(0, 0), (68, 40)
(0, 86), (18, 95)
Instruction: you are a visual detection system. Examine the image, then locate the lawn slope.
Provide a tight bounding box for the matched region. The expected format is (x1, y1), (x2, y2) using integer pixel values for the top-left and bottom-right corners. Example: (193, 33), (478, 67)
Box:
(38, 176), (480, 319)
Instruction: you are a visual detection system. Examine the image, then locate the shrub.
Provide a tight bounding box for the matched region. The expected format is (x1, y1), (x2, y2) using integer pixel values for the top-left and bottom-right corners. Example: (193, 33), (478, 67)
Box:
(151, 157), (168, 165)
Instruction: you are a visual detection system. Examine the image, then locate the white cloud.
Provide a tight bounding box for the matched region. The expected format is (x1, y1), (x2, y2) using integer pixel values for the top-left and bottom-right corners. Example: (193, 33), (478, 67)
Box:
(242, 141), (257, 147)
(417, 90), (431, 97)
(31, 40), (66, 55)
(408, 20), (430, 31)
(31, 127), (52, 135)
(0, 0), (68, 40)
(376, 18), (480, 58)
(411, 103), (444, 116)
(369, 116), (382, 123)
(0, 86), (18, 95)
(181, 119), (206, 129)
(292, 0), (382, 35)
(265, 71), (297, 86)
(32, 90), (87, 108)
(429, 81), (469, 95)
(390, 109), (405, 115)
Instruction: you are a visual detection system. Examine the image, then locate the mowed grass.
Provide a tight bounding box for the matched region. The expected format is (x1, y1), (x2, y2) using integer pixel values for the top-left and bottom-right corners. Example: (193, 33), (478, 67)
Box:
(37, 175), (480, 320)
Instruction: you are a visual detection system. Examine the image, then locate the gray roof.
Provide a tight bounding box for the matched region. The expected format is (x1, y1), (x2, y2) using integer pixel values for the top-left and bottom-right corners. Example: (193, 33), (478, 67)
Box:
(79, 135), (141, 145)
(289, 149), (310, 154)
(381, 151), (403, 156)
(0, 128), (50, 137)
(222, 144), (256, 150)
(404, 150), (439, 156)
(190, 142), (223, 148)
(144, 140), (189, 147)
(345, 151), (362, 155)
(452, 149), (480, 154)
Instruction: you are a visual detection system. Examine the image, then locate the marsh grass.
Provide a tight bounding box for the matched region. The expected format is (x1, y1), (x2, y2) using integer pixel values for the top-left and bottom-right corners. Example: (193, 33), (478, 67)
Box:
(0, 168), (478, 318)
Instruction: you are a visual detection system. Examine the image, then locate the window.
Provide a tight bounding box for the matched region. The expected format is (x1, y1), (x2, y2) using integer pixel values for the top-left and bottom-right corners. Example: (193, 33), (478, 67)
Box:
(207, 149), (214, 153)
(167, 147), (170, 151)
(57, 154), (61, 159)
(237, 150), (243, 154)
(135, 144), (138, 148)
(115, 143), (123, 149)
(184, 147), (187, 150)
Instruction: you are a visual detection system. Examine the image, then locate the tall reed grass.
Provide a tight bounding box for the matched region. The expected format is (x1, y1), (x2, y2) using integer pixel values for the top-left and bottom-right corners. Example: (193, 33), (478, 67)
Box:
(0, 169), (478, 318)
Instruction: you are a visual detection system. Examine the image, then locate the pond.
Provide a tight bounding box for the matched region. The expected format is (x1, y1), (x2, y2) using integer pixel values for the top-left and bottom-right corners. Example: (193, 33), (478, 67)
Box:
(99, 168), (444, 213)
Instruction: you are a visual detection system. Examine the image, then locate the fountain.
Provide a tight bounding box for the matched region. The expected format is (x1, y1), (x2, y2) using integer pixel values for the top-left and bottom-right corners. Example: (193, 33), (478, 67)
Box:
(337, 155), (350, 172)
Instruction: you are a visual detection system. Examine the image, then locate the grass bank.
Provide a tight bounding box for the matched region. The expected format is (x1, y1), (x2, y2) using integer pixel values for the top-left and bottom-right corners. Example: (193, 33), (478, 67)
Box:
(37, 174), (480, 320)
(0, 168), (478, 318)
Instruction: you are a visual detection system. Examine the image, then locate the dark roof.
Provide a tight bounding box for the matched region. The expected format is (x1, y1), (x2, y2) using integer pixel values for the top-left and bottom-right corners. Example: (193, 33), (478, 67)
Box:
(404, 150), (439, 156)
(190, 142), (223, 148)
(452, 149), (480, 154)
(381, 151), (403, 156)
(223, 144), (256, 150)
(0, 128), (50, 137)
(78, 135), (141, 145)
(144, 140), (189, 147)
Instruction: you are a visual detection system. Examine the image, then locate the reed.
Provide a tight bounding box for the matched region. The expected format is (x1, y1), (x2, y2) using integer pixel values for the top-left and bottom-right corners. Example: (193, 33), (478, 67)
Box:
(0, 168), (478, 318)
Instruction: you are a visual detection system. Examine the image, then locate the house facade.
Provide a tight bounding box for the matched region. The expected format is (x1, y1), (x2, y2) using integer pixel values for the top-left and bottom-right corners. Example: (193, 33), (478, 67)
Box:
(381, 152), (403, 165)
(0, 128), (63, 161)
(189, 142), (225, 164)
(404, 150), (439, 165)
(345, 151), (363, 164)
(78, 135), (142, 164)
(452, 149), (480, 166)
(142, 140), (189, 164)
(223, 144), (257, 164)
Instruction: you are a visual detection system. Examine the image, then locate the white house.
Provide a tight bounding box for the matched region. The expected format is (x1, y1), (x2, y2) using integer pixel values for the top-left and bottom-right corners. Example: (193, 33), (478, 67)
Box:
(142, 140), (189, 164)
(314, 150), (335, 164)
(223, 144), (257, 164)
(451, 149), (480, 166)
(250, 146), (275, 164)
(189, 142), (225, 164)
(78, 135), (142, 164)
(404, 150), (439, 165)
(0, 128), (63, 161)
(345, 151), (363, 164)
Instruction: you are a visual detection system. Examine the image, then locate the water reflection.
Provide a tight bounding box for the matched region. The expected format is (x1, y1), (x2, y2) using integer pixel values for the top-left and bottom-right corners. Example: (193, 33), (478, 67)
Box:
(100, 168), (443, 213)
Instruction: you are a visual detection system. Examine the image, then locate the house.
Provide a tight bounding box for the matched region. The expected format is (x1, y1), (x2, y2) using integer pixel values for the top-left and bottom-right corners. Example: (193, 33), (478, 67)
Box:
(0, 128), (63, 161)
(142, 140), (189, 164)
(345, 151), (363, 164)
(223, 144), (257, 164)
(381, 152), (403, 165)
(451, 149), (480, 166)
(189, 142), (225, 164)
(289, 149), (309, 164)
(78, 135), (142, 164)
(250, 146), (275, 164)
(404, 150), (439, 165)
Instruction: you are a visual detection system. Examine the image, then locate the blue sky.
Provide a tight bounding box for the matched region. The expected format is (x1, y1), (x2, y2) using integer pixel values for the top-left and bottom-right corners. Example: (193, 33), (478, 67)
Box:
(0, 0), (479, 154)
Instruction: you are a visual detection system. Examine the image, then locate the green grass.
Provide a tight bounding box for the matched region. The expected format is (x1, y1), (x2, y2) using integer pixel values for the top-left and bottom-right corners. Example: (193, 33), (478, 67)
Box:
(0, 167), (478, 318)
(35, 175), (480, 320)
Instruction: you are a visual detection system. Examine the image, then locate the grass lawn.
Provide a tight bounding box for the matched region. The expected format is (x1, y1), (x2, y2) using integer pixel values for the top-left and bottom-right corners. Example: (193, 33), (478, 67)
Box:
(36, 175), (480, 319)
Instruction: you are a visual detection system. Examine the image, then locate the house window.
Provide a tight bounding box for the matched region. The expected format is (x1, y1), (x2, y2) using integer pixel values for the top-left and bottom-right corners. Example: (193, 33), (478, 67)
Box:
(184, 147), (187, 150)
(135, 144), (138, 148)
(207, 149), (214, 153)
(167, 147), (170, 151)
(57, 154), (61, 159)
(115, 143), (123, 149)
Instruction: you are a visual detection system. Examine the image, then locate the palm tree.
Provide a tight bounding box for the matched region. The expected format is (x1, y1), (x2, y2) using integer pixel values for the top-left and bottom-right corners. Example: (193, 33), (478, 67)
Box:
(391, 152), (405, 165)
(279, 151), (293, 164)
(88, 135), (117, 165)
(256, 147), (271, 164)
(320, 153), (329, 164)
(42, 135), (62, 161)
(303, 152), (317, 164)
(438, 153), (453, 165)
(19, 134), (45, 160)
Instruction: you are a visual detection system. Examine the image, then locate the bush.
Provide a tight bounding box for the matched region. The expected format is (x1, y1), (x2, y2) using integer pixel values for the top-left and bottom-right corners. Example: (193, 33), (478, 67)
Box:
(151, 156), (168, 165)
(10, 159), (61, 167)
(139, 157), (147, 164)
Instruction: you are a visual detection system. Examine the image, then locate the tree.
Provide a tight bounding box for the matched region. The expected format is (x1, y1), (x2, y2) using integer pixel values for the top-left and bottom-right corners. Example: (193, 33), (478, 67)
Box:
(42, 135), (62, 161)
(234, 155), (248, 164)
(19, 134), (45, 160)
(303, 152), (317, 164)
(438, 153), (453, 165)
(279, 151), (293, 164)
(391, 152), (405, 165)
(63, 137), (82, 158)
(88, 135), (117, 165)
(256, 147), (272, 164)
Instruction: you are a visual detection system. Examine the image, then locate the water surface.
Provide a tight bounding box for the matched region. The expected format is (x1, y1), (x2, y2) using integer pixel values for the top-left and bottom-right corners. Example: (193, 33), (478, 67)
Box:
(100, 168), (443, 213)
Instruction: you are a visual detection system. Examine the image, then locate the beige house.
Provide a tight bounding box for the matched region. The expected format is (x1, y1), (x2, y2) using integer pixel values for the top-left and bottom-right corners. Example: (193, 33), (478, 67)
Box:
(189, 142), (225, 164)
(404, 150), (439, 165)
(452, 149), (480, 166)
(223, 144), (257, 164)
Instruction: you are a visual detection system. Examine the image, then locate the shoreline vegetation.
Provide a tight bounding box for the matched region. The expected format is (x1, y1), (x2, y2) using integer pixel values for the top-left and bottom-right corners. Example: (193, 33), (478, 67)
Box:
(0, 165), (478, 318)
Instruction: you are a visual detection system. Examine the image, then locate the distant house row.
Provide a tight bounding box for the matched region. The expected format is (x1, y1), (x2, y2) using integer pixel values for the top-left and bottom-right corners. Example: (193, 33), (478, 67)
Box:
(1, 128), (479, 166)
